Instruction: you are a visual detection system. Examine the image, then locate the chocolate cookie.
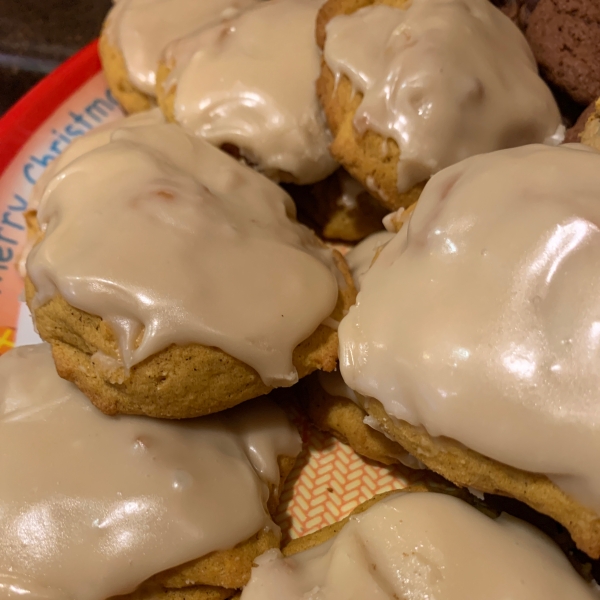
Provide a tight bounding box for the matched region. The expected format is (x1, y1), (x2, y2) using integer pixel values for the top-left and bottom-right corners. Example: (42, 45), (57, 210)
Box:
(526, 0), (600, 105)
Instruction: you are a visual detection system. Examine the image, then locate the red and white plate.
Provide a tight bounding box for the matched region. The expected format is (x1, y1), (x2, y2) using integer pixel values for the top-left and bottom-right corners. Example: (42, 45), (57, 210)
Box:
(0, 42), (414, 542)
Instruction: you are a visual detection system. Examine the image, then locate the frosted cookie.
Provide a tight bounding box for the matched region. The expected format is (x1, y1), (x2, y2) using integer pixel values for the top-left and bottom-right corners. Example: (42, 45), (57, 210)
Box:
(581, 98), (600, 150)
(491, 0), (540, 29)
(99, 0), (258, 114)
(0, 344), (302, 600)
(19, 110), (166, 281)
(241, 488), (598, 599)
(316, 0), (563, 211)
(338, 143), (600, 557)
(290, 170), (388, 242)
(25, 121), (356, 419)
(156, 0), (338, 185)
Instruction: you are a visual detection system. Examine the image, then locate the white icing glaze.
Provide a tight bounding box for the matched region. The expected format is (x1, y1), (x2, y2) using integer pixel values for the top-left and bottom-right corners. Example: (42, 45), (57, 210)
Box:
(105, 0), (258, 95)
(339, 143), (600, 515)
(345, 230), (395, 289)
(27, 122), (341, 385)
(0, 344), (301, 600)
(241, 492), (597, 600)
(323, 0), (563, 192)
(29, 109), (165, 213)
(163, 0), (337, 184)
(20, 111), (165, 297)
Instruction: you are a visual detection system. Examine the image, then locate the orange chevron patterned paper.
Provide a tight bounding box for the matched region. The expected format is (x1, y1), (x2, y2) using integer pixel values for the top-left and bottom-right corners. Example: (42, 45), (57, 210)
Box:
(274, 405), (422, 544)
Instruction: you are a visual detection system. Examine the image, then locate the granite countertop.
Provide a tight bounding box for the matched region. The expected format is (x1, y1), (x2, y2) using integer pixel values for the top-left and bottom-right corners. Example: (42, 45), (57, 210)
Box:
(0, 0), (112, 114)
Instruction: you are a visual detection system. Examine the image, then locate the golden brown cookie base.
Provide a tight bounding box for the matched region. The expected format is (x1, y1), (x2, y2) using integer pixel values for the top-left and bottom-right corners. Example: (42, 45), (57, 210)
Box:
(115, 582), (235, 600)
(302, 374), (413, 469)
(155, 63), (330, 186)
(99, 26), (156, 115)
(25, 252), (355, 419)
(365, 398), (600, 558)
(289, 170), (387, 242)
(581, 98), (600, 151)
(316, 0), (424, 212)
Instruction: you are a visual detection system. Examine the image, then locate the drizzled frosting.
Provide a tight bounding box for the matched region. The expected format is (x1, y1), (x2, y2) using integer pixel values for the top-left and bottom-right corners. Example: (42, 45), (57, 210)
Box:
(163, 0), (337, 184)
(241, 492), (596, 600)
(105, 0), (258, 95)
(345, 230), (395, 289)
(339, 144), (600, 515)
(0, 344), (301, 600)
(323, 0), (563, 192)
(27, 122), (341, 386)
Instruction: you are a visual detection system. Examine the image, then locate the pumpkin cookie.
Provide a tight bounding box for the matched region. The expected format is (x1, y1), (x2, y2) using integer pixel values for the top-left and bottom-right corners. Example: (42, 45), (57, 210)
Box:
(99, 0), (258, 114)
(156, 0), (337, 185)
(25, 121), (356, 418)
(337, 143), (600, 557)
(316, 0), (562, 210)
(0, 344), (302, 600)
(241, 485), (597, 598)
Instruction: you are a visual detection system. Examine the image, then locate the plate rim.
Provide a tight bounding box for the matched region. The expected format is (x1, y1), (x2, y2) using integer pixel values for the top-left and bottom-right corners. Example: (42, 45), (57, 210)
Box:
(0, 40), (101, 178)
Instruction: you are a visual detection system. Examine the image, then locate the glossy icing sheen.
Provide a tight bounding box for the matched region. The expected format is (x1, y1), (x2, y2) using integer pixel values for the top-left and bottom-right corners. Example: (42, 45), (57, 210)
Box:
(29, 109), (165, 213)
(164, 0), (337, 184)
(241, 492), (596, 600)
(27, 122), (340, 385)
(106, 0), (258, 95)
(339, 144), (600, 514)
(323, 0), (563, 192)
(0, 344), (301, 600)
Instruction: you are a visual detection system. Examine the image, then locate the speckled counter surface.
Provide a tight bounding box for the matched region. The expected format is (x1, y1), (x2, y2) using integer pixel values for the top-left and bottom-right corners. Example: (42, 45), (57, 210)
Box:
(0, 0), (112, 114)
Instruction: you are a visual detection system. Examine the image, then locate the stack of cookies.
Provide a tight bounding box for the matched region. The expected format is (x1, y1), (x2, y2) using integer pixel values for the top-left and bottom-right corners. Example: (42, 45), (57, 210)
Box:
(4, 0), (600, 597)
